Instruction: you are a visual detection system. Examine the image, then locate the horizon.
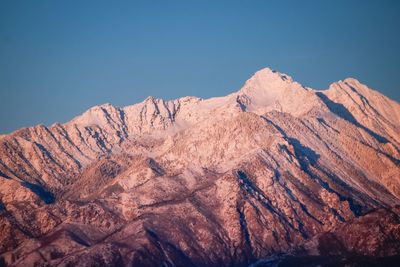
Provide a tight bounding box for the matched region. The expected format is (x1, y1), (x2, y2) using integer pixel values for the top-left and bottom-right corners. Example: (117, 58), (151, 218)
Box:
(1, 0), (400, 134)
(0, 66), (390, 135)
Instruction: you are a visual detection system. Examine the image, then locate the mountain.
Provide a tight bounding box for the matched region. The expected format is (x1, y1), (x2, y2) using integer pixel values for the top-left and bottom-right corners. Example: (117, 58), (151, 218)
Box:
(0, 68), (399, 267)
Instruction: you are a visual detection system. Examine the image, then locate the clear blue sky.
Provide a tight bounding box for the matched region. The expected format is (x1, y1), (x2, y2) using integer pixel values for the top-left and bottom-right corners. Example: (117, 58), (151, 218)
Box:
(1, 0), (399, 134)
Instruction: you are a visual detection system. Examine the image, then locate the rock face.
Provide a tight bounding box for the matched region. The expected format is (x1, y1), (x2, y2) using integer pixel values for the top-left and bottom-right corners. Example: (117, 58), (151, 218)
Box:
(0, 68), (399, 266)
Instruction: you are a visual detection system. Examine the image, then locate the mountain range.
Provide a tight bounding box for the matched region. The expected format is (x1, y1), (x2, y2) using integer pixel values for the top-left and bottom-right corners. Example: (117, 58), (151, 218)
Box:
(0, 68), (399, 266)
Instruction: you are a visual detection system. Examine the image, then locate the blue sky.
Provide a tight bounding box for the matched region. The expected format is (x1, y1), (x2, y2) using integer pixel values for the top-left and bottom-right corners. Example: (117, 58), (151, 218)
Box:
(1, 0), (399, 133)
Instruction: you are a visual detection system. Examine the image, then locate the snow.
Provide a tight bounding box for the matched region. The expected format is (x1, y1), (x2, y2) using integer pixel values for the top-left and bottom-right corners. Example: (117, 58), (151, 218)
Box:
(0, 67), (399, 266)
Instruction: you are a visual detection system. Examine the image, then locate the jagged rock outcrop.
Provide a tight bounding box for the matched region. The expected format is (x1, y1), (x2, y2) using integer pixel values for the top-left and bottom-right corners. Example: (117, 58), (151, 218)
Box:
(0, 68), (399, 266)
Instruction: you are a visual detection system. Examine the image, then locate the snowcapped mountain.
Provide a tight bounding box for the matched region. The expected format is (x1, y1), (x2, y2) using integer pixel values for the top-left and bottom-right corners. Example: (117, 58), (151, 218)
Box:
(0, 68), (399, 266)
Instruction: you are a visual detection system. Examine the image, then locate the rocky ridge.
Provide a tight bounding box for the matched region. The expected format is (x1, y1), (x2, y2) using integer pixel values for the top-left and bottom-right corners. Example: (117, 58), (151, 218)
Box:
(0, 68), (399, 266)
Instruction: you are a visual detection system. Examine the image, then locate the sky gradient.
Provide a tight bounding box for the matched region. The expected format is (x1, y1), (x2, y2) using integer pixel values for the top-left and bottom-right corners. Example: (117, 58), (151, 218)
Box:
(1, 0), (399, 134)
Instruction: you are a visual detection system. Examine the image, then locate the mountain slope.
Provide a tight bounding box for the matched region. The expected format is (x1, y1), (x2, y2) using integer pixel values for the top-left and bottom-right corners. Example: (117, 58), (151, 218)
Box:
(0, 68), (399, 266)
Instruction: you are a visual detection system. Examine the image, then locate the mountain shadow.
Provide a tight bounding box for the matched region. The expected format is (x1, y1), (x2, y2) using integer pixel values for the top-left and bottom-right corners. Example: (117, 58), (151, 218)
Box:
(21, 182), (55, 204)
(316, 92), (388, 144)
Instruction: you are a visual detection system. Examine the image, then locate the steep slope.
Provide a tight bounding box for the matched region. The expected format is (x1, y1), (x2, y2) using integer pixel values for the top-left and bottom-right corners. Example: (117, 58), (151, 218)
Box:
(0, 68), (399, 267)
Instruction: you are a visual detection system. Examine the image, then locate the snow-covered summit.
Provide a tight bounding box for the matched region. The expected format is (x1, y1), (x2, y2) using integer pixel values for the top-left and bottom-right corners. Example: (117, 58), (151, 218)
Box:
(0, 67), (399, 266)
(19, 67), (398, 143)
(247, 67), (294, 83)
(236, 68), (318, 116)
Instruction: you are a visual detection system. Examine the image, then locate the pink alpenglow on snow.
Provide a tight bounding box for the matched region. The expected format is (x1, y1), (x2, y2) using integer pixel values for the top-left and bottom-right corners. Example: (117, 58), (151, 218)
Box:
(0, 68), (400, 266)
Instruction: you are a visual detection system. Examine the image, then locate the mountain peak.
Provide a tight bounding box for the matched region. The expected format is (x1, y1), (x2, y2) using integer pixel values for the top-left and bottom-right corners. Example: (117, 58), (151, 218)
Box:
(0, 66), (400, 267)
(250, 67), (294, 83)
(343, 77), (362, 84)
(236, 67), (313, 115)
(327, 77), (363, 90)
(144, 95), (155, 102)
(240, 67), (299, 96)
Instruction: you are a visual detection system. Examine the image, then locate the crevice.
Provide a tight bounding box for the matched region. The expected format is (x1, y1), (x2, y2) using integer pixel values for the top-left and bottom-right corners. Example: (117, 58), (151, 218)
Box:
(235, 170), (295, 232)
(236, 201), (254, 264)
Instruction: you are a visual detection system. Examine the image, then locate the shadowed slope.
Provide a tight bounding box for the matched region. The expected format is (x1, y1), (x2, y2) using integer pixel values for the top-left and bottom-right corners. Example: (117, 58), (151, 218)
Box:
(0, 68), (399, 266)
